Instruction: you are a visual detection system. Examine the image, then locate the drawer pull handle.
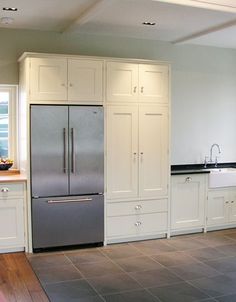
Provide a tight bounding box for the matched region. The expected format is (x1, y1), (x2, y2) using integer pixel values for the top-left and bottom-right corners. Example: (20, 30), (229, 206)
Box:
(135, 205), (142, 210)
(135, 221), (142, 227)
(185, 177), (192, 182)
(1, 188), (9, 193)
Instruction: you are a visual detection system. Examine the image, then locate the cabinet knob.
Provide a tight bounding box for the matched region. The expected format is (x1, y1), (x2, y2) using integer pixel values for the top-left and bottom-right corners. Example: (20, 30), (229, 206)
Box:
(135, 205), (142, 210)
(135, 221), (142, 227)
(226, 201), (229, 204)
(231, 201), (234, 204)
(133, 86), (137, 93)
(69, 83), (73, 87)
(185, 177), (192, 182)
(1, 188), (9, 193)
(141, 86), (144, 93)
(61, 83), (66, 87)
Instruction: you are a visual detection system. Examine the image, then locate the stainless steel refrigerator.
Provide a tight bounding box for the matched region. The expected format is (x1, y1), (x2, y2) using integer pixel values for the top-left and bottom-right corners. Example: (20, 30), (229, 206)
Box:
(30, 105), (104, 250)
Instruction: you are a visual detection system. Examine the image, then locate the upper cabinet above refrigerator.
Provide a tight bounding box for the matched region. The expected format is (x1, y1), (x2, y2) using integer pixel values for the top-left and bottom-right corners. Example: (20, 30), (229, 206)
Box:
(28, 57), (103, 103)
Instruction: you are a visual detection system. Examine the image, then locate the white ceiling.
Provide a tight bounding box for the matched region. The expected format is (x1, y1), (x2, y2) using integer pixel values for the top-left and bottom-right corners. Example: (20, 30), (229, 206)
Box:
(0, 0), (236, 49)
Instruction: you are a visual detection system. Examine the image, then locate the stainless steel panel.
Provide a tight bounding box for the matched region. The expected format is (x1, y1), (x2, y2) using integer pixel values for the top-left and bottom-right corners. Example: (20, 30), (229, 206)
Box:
(69, 106), (104, 195)
(31, 105), (69, 197)
(32, 195), (104, 249)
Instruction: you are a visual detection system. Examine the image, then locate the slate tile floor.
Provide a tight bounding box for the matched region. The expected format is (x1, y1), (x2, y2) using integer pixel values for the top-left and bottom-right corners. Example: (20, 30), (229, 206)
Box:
(27, 229), (236, 302)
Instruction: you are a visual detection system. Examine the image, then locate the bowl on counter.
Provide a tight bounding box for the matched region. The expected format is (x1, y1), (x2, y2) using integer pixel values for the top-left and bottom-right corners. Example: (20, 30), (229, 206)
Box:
(0, 163), (13, 170)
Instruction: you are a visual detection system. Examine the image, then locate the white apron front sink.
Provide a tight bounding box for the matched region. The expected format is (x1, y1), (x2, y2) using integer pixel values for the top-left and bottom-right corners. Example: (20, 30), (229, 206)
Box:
(209, 168), (236, 188)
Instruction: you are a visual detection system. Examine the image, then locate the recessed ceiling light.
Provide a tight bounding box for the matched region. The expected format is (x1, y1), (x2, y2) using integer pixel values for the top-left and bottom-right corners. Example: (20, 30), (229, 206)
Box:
(0, 17), (14, 24)
(142, 22), (156, 26)
(3, 7), (18, 11)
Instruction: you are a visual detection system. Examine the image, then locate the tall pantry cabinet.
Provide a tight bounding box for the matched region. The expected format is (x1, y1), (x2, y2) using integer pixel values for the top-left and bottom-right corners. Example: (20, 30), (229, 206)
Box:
(105, 60), (170, 243)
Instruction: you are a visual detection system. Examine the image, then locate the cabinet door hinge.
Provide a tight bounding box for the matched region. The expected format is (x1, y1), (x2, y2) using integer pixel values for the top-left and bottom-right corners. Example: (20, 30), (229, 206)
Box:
(206, 217), (208, 221)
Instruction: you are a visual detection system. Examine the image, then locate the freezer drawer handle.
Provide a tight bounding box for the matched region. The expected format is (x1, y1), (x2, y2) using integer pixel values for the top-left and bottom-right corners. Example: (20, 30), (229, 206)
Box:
(47, 198), (92, 204)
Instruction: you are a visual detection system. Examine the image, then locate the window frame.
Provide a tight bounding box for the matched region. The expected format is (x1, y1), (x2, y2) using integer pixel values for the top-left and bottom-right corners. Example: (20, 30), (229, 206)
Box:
(0, 85), (18, 168)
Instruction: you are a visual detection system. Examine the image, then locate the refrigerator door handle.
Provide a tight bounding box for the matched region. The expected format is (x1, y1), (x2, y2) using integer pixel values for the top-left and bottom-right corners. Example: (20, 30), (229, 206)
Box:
(47, 198), (92, 204)
(63, 128), (67, 173)
(71, 128), (76, 173)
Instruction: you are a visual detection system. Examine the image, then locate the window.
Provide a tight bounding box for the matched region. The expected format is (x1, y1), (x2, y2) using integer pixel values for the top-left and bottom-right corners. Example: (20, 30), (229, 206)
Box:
(0, 86), (17, 166)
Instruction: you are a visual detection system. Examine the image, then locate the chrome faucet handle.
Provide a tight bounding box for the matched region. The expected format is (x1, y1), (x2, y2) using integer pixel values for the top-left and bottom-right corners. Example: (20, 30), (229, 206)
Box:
(204, 156), (209, 168)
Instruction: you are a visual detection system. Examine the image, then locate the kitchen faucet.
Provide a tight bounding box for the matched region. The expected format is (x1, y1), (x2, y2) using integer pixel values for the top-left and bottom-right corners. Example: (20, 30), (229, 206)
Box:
(204, 143), (221, 168)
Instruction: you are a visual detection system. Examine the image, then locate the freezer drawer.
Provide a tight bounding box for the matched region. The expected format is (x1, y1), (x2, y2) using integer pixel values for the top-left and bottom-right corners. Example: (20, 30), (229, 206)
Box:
(32, 195), (104, 249)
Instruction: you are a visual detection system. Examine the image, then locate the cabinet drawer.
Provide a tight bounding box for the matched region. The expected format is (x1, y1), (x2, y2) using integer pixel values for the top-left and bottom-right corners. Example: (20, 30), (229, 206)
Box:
(0, 183), (24, 199)
(107, 212), (167, 238)
(107, 199), (167, 217)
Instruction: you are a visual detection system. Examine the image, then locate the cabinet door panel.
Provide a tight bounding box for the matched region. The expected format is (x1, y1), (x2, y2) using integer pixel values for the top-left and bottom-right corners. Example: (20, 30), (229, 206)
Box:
(0, 198), (24, 247)
(106, 106), (138, 199)
(207, 190), (228, 226)
(106, 62), (138, 102)
(139, 64), (168, 103)
(30, 58), (67, 101)
(139, 106), (168, 198)
(68, 59), (103, 102)
(171, 175), (205, 230)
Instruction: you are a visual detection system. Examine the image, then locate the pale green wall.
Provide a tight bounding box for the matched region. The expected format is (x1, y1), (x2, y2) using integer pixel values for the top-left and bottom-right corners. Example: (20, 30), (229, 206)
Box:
(1, 28), (236, 164)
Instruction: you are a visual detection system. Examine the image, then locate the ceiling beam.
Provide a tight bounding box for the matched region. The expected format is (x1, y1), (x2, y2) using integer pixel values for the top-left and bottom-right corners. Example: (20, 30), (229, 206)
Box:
(61, 0), (109, 33)
(171, 18), (236, 44)
(152, 0), (236, 13)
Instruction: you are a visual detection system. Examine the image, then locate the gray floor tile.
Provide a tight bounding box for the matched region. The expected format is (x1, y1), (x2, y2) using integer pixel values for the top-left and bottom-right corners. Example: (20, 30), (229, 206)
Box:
(114, 256), (163, 272)
(169, 262), (221, 281)
(103, 289), (159, 302)
(34, 263), (82, 284)
(195, 236), (236, 247)
(44, 279), (98, 302)
(66, 249), (107, 264)
(87, 273), (142, 295)
(129, 267), (183, 288)
(166, 238), (209, 251)
(148, 281), (209, 302)
(28, 254), (70, 270)
(215, 293), (236, 302)
(185, 247), (226, 262)
(189, 274), (236, 297)
(152, 251), (198, 267)
(224, 233), (236, 241)
(216, 244), (236, 257)
(205, 256), (236, 273)
(130, 239), (176, 255)
(75, 259), (123, 278)
(100, 244), (142, 259)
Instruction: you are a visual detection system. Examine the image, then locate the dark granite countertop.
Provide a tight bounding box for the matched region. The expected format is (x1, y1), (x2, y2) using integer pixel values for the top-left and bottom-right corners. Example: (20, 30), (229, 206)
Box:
(171, 163), (236, 175)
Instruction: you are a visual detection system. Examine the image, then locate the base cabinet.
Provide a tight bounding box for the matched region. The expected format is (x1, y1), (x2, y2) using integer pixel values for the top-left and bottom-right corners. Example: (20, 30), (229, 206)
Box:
(0, 182), (25, 252)
(106, 199), (168, 242)
(171, 174), (206, 231)
(207, 188), (236, 226)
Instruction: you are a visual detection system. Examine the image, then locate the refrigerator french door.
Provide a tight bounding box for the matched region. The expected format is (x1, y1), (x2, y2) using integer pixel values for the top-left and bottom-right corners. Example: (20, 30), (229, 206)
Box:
(30, 105), (104, 250)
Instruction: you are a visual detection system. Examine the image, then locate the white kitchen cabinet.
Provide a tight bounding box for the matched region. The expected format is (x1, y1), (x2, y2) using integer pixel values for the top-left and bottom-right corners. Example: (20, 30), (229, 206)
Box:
(0, 182), (25, 252)
(139, 105), (168, 198)
(30, 57), (67, 101)
(106, 105), (138, 199)
(106, 199), (168, 240)
(106, 105), (168, 200)
(171, 174), (206, 230)
(207, 188), (236, 226)
(29, 57), (103, 102)
(106, 61), (168, 104)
